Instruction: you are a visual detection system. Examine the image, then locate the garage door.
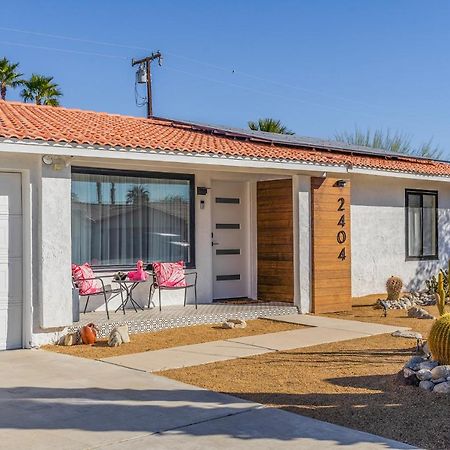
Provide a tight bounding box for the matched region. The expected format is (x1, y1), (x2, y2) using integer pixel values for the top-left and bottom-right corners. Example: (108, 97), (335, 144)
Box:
(0, 173), (22, 350)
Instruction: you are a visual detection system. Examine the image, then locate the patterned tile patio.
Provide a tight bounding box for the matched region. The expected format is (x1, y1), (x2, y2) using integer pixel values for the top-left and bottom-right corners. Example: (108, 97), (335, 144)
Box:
(69, 302), (299, 337)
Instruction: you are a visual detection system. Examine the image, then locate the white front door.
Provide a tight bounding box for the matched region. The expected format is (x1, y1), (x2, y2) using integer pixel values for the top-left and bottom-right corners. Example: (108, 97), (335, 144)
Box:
(212, 180), (248, 299)
(0, 173), (23, 350)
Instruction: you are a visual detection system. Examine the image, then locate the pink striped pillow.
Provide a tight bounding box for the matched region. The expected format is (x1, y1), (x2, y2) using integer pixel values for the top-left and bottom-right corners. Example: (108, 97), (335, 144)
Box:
(72, 263), (102, 295)
(153, 261), (186, 288)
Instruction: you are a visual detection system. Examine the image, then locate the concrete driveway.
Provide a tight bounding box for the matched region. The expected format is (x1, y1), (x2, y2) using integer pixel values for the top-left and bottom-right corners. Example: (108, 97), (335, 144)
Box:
(0, 349), (413, 449)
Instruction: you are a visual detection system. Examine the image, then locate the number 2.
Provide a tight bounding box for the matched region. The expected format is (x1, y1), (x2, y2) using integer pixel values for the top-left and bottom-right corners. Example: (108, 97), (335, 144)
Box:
(337, 197), (345, 211)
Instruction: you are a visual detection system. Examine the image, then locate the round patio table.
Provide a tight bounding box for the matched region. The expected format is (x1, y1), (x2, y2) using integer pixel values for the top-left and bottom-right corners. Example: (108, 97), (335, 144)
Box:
(112, 278), (149, 314)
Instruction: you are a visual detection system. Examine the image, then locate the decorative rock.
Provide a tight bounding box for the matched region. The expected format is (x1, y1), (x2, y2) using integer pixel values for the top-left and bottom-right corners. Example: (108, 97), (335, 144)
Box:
(61, 331), (81, 346)
(407, 307), (434, 320)
(418, 360), (439, 371)
(433, 382), (450, 393)
(391, 330), (423, 340)
(416, 369), (433, 381)
(220, 318), (247, 329)
(107, 325), (130, 347)
(376, 292), (437, 311)
(432, 377), (447, 384)
(431, 365), (450, 380)
(405, 356), (425, 371)
(421, 341), (431, 357)
(419, 380), (434, 391)
(403, 367), (416, 378)
(227, 318), (247, 329)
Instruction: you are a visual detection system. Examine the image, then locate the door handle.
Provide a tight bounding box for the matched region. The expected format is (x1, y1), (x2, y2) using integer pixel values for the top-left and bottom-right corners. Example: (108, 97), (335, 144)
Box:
(212, 242), (220, 246)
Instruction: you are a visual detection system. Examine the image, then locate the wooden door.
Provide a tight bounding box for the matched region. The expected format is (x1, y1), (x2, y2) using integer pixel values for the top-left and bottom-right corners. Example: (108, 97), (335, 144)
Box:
(311, 177), (351, 313)
(257, 179), (293, 302)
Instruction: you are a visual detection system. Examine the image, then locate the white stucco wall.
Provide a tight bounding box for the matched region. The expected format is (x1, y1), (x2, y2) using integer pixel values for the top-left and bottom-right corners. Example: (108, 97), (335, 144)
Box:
(39, 164), (73, 328)
(350, 174), (450, 297)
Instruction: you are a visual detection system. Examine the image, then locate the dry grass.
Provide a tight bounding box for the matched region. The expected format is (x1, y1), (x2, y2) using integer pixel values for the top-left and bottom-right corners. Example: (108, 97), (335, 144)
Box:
(159, 300), (448, 449)
(43, 319), (304, 360)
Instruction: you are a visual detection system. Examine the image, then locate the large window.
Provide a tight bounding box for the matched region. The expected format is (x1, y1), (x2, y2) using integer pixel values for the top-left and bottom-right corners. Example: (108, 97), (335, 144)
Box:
(405, 189), (438, 260)
(71, 168), (195, 268)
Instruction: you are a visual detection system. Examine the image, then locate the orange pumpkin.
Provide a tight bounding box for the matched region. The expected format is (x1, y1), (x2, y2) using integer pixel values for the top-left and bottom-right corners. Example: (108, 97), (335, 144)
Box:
(80, 323), (98, 345)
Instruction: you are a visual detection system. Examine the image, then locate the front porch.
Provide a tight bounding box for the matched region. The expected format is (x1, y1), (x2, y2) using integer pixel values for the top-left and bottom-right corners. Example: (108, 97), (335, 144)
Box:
(69, 301), (299, 338)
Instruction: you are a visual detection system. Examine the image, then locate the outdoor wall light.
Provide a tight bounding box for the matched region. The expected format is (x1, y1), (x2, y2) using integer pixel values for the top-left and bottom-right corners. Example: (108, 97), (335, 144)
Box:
(42, 155), (54, 165)
(196, 186), (209, 196)
(335, 179), (347, 188)
(42, 155), (70, 171)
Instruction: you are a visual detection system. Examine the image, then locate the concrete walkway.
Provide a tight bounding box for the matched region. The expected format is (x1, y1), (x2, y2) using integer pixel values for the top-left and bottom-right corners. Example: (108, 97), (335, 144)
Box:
(102, 314), (408, 372)
(0, 349), (413, 449)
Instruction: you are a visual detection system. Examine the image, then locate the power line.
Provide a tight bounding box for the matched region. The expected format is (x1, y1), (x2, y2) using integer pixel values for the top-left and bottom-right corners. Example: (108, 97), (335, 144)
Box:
(0, 40), (127, 59)
(0, 25), (382, 110)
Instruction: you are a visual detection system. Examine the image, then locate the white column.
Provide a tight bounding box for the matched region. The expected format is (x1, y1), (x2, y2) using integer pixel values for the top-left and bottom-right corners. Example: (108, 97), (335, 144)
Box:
(39, 163), (73, 328)
(292, 174), (312, 313)
(195, 172), (213, 303)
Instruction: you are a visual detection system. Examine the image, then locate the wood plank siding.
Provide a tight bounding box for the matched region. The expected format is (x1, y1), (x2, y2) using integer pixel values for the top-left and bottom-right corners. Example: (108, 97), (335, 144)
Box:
(311, 177), (352, 313)
(257, 179), (294, 302)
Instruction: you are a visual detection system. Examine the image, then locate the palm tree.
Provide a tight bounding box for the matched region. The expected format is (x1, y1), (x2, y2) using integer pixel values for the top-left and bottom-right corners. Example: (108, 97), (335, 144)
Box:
(20, 74), (62, 106)
(0, 57), (23, 100)
(126, 185), (150, 205)
(248, 118), (294, 135)
(334, 127), (442, 159)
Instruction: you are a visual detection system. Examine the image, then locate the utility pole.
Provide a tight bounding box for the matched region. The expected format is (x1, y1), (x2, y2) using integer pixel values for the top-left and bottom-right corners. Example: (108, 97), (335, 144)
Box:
(132, 51), (162, 118)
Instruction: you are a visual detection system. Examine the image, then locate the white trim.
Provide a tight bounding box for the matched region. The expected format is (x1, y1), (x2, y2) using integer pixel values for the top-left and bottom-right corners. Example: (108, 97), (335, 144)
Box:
(248, 181), (258, 300)
(0, 169), (32, 349)
(1, 138), (449, 182)
(21, 170), (32, 348)
(348, 167), (450, 183)
(0, 139), (347, 174)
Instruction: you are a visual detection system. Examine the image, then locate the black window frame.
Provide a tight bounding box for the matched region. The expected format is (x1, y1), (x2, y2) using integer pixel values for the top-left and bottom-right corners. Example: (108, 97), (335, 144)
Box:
(71, 166), (196, 271)
(405, 188), (438, 261)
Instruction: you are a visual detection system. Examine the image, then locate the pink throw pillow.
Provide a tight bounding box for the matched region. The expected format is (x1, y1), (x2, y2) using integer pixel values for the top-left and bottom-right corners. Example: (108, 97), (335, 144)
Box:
(153, 261), (186, 288)
(72, 263), (102, 295)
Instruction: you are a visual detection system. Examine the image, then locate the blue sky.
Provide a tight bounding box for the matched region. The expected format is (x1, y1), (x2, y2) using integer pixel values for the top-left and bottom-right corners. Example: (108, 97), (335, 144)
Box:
(2, 1), (450, 157)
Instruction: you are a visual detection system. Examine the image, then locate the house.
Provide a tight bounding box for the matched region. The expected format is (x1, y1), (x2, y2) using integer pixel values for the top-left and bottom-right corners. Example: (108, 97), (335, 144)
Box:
(0, 100), (448, 349)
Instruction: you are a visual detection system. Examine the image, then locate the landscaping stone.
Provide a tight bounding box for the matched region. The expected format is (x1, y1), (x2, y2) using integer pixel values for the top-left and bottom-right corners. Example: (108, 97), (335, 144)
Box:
(431, 365), (450, 380)
(419, 380), (434, 391)
(407, 307), (434, 320)
(421, 341), (431, 357)
(376, 291), (436, 310)
(404, 356), (425, 371)
(108, 325), (130, 347)
(391, 330), (422, 340)
(400, 356), (450, 393)
(433, 382), (450, 393)
(432, 377), (447, 384)
(416, 369), (432, 381)
(418, 360), (438, 371)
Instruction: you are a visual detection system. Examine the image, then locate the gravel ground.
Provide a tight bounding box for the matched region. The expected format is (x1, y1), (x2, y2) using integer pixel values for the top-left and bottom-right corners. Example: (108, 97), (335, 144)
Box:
(159, 301), (449, 449)
(42, 319), (304, 359)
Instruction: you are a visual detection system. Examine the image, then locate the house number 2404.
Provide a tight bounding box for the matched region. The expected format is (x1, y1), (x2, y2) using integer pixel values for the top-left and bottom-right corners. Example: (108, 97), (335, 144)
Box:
(337, 197), (346, 261)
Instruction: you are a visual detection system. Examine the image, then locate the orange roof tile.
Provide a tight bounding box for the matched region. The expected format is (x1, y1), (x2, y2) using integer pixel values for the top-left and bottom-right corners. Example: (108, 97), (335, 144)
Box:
(0, 100), (449, 177)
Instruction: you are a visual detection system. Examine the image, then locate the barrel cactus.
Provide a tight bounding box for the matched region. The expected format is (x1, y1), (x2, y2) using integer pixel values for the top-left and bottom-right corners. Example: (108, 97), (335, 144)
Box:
(386, 276), (403, 301)
(429, 313), (450, 364)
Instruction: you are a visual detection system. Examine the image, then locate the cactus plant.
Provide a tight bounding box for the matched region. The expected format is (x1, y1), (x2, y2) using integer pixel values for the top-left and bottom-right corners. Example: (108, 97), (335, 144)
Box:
(429, 313), (450, 364)
(386, 276), (403, 301)
(437, 271), (447, 316)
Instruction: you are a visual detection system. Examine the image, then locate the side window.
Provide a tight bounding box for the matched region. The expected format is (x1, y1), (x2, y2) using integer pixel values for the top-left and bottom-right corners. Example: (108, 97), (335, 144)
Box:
(405, 189), (438, 260)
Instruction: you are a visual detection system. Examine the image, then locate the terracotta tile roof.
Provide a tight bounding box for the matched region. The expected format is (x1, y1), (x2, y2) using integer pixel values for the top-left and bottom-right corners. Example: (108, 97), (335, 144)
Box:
(0, 100), (449, 177)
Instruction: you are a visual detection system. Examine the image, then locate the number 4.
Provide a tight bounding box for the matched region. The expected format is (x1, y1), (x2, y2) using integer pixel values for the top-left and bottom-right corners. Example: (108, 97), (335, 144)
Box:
(338, 248), (346, 261)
